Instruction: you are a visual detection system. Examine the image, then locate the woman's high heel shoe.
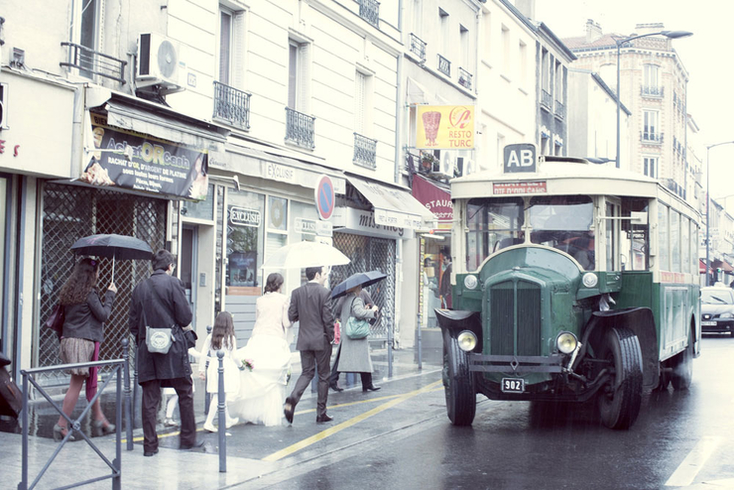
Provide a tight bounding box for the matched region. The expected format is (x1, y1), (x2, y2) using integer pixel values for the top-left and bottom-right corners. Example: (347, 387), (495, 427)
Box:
(53, 424), (80, 442)
(93, 419), (116, 436)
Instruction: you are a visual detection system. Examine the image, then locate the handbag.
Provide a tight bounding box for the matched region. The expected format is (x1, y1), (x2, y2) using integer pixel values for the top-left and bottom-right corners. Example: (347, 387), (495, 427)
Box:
(345, 298), (370, 340)
(141, 279), (176, 354)
(44, 303), (65, 340)
(333, 319), (341, 344)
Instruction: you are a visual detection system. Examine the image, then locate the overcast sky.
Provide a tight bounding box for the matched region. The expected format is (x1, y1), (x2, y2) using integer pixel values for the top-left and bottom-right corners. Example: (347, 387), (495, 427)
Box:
(533, 0), (734, 200)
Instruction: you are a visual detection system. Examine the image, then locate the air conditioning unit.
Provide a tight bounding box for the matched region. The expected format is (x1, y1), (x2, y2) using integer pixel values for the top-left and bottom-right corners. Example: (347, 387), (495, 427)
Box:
(136, 33), (185, 94)
(440, 152), (454, 177)
(464, 159), (477, 176)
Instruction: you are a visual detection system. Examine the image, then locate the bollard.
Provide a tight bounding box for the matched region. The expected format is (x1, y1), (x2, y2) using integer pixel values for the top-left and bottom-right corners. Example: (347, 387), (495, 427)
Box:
(204, 325), (212, 415)
(217, 350), (226, 473)
(416, 313), (423, 370)
(122, 338), (133, 451)
(387, 316), (393, 378)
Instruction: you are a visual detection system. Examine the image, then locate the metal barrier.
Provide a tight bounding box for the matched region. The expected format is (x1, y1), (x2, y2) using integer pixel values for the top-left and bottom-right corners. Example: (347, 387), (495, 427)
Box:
(19, 339), (132, 490)
(216, 351), (226, 473)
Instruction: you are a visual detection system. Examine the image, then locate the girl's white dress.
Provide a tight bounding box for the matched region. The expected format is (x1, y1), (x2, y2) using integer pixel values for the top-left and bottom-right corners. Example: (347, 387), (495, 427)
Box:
(198, 334), (240, 395)
(229, 292), (292, 427)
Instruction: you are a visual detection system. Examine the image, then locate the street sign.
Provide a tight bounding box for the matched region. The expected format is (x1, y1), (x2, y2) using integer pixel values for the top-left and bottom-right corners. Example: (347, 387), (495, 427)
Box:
(504, 143), (537, 173)
(315, 174), (335, 220)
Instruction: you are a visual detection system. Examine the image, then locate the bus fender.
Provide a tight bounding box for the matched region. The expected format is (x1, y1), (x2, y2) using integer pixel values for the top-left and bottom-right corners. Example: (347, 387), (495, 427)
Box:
(435, 309), (483, 346)
(579, 307), (658, 390)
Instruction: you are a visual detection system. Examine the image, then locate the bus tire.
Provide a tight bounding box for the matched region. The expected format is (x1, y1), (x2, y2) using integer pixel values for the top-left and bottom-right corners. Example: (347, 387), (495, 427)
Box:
(597, 327), (643, 430)
(671, 329), (694, 391)
(443, 332), (476, 426)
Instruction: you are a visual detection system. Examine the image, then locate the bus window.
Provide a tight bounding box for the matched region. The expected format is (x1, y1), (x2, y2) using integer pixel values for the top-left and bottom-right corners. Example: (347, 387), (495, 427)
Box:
(529, 196), (595, 270)
(671, 211), (681, 273)
(658, 205), (669, 271)
(681, 216), (690, 275)
(621, 198), (650, 271)
(466, 197), (524, 271)
(606, 201), (617, 271)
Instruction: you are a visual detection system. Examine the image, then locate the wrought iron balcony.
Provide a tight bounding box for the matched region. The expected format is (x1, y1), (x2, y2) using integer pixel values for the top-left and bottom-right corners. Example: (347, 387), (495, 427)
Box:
(60, 42), (126, 84)
(641, 131), (664, 144)
(438, 54), (451, 77)
(458, 67), (473, 91)
(540, 89), (552, 111)
(285, 107), (315, 149)
(641, 85), (664, 98)
(358, 0), (380, 28)
(353, 133), (377, 169)
(554, 100), (565, 120)
(213, 81), (251, 130)
(409, 33), (427, 62)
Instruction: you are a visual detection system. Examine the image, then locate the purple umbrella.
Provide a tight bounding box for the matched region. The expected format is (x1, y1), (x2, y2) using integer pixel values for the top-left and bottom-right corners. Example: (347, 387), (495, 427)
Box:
(70, 234), (153, 281)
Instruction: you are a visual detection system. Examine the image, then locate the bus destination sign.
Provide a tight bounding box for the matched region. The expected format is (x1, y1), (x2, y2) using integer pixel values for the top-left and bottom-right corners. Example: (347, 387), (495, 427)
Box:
(493, 182), (547, 195)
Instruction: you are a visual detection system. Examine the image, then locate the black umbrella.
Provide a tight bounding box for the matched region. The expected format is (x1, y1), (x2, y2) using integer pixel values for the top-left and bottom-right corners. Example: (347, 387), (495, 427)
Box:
(71, 234), (153, 281)
(331, 270), (387, 299)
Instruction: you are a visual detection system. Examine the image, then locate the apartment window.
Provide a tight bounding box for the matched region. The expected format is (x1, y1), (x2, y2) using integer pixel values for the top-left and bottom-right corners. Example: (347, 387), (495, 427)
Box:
(644, 64), (659, 90)
(354, 71), (374, 135)
(75, 0), (101, 78)
(413, 0), (422, 37)
(541, 49), (550, 92)
(460, 25), (469, 68)
(555, 61), (563, 100)
(501, 25), (510, 73)
(643, 111), (659, 139)
(439, 9), (450, 57)
(519, 41), (527, 85)
(643, 157), (657, 178)
(288, 41), (310, 110)
(219, 9), (233, 84)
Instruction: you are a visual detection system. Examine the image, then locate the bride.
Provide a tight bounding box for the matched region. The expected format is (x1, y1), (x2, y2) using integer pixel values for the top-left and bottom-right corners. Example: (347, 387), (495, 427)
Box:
(230, 272), (292, 426)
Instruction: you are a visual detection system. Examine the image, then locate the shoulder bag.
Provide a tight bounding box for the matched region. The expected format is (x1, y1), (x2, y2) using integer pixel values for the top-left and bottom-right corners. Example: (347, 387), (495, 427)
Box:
(345, 298), (370, 340)
(44, 303), (65, 340)
(143, 280), (174, 354)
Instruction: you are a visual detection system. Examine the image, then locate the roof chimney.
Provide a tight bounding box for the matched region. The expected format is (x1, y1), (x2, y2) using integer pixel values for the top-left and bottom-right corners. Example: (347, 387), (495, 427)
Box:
(585, 19), (603, 43)
(514, 0), (536, 21)
(634, 23), (665, 36)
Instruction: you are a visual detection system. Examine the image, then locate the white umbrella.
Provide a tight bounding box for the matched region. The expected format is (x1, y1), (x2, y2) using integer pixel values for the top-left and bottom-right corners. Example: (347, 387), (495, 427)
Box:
(260, 241), (350, 269)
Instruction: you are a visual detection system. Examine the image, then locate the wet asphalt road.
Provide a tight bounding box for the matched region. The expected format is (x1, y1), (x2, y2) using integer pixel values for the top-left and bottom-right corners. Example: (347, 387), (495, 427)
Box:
(225, 336), (734, 490)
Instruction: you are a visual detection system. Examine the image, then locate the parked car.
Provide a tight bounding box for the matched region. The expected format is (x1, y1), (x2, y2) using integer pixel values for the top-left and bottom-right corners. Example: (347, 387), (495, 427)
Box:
(701, 286), (734, 336)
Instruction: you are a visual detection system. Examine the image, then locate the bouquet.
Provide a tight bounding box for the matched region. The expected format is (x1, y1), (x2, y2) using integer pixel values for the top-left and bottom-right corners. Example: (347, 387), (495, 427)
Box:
(240, 359), (254, 372)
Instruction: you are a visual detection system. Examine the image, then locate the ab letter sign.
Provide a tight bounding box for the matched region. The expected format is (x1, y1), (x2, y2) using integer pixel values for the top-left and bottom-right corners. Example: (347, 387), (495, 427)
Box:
(504, 143), (537, 173)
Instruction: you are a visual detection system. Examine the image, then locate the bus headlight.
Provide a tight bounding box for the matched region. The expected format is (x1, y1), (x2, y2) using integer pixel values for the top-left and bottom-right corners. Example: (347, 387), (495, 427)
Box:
(457, 330), (477, 351)
(582, 272), (598, 288)
(556, 331), (578, 354)
(463, 275), (479, 290)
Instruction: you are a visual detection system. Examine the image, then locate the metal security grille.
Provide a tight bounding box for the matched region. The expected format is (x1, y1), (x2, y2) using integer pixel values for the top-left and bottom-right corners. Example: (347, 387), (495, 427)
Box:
(331, 233), (395, 342)
(38, 182), (168, 383)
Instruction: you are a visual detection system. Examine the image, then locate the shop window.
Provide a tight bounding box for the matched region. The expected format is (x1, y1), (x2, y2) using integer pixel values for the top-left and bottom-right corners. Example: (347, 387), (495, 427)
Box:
(226, 190), (265, 294)
(181, 184), (215, 221)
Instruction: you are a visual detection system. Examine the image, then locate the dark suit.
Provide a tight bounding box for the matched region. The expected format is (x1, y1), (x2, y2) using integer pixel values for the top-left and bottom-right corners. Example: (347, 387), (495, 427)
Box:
(288, 281), (334, 418)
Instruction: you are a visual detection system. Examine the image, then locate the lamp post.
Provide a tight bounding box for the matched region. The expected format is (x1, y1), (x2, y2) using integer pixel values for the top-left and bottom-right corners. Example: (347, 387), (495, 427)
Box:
(615, 30), (693, 169)
(706, 141), (734, 286)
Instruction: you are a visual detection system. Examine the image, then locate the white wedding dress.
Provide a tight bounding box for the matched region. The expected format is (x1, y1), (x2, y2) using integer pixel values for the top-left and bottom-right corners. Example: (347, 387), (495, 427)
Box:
(229, 292), (293, 427)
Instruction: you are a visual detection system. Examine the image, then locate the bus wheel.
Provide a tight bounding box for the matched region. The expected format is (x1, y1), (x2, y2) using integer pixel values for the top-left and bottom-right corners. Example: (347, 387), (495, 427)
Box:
(671, 329), (694, 391)
(597, 327), (643, 430)
(443, 331), (476, 426)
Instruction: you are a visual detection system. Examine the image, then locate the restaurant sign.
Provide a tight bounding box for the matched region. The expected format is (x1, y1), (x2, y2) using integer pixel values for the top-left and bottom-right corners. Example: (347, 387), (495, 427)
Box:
(416, 105), (474, 150)
(84, 112), (209, 200)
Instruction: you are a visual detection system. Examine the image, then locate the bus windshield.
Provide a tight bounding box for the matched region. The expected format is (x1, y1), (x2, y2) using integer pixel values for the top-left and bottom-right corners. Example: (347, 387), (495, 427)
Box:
(466, 197), (524, 270)
(529, 196), (595, 270)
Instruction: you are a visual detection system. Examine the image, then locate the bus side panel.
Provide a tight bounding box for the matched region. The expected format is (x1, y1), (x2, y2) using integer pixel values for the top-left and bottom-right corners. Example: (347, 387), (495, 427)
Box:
(615, 271), (658, 350)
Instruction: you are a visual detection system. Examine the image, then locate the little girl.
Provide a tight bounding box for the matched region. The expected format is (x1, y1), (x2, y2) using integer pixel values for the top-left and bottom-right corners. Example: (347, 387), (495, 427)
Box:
(199, 311), (240, 432)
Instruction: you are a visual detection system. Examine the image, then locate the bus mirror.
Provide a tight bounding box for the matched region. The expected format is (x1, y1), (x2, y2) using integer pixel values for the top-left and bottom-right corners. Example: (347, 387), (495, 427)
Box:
(631, 212), (647, 225)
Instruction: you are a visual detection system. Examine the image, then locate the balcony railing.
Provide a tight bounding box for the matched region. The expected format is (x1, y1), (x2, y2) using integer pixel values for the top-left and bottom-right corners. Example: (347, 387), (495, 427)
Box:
(353, 133), (377, 169)
(358, 0), (380, 28)
(409, 33), (427, 62)
(641, 131), (664, 144)
(641, 85), (664, 98)
(554, 100), (565, 120)
(438, 54), (451, 77)
(458, 67), (473, 91)
(60, 42), (127, 84)
(540, 89), (552, 111)
(213, 81), (251, 130)
(285, 107), (315, 149)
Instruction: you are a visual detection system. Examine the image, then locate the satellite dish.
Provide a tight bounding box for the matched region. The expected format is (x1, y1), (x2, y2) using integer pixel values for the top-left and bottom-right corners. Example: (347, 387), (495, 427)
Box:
(157, 40), (178, 78)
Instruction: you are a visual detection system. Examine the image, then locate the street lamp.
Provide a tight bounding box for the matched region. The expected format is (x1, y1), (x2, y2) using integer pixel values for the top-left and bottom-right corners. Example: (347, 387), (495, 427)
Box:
(615, 30), (693, 169)
(706, 141), (734, 286)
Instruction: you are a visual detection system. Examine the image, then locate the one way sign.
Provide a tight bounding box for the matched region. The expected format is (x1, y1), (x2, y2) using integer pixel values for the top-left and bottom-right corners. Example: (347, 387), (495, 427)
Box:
(504, 143), (537, 173)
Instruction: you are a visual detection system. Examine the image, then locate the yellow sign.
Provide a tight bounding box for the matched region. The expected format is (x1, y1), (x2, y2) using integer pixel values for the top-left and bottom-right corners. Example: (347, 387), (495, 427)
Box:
(416, 105), (474, 150)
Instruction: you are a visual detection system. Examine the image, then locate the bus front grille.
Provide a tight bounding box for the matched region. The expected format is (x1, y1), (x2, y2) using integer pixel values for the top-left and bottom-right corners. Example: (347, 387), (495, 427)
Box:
(489, 280), (541, 356)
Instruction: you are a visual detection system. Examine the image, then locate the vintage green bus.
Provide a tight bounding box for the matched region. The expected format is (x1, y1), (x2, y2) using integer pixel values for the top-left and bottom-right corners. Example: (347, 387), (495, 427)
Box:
(438, 146), (701, 429)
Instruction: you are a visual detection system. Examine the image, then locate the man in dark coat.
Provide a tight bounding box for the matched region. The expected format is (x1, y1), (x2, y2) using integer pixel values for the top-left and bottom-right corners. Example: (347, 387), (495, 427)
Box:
(129, 250), (200, 456)
(284, 265), (334, 423)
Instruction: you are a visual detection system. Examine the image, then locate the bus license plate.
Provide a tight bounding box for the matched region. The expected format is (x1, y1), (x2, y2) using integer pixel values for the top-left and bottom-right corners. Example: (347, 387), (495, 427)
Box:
(702, 321), (716, 326)
(501, 378), (525, 393)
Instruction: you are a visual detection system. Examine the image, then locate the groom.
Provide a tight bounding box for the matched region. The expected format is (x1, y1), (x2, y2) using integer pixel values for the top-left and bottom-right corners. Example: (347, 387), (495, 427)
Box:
(284, 265), (335, 423)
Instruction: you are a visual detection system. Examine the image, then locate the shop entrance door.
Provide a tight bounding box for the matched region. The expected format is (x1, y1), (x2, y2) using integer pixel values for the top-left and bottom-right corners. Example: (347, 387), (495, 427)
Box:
(180, 225), (198, 329)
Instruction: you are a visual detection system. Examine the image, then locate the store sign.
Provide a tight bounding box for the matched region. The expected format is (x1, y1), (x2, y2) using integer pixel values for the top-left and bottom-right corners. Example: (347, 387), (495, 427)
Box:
(411, 175), (452, 229)
(86, 112), (209, 200)
(265, 161), (296, 184)
(416, 105), (474, 150)
(229, 206), (261, 227)
(493, 182), (547, 195)
(343, 209), (413, 239)
(295, 218), (333, 237)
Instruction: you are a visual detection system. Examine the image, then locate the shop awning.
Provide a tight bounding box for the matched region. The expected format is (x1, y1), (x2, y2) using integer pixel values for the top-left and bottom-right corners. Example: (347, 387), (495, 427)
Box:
(712, 259), (734, 273)
(411, 174), (452, 230)
(700, 259), (708, 274)
(348, 176), (437, 230)
(103, 100), (228, 150)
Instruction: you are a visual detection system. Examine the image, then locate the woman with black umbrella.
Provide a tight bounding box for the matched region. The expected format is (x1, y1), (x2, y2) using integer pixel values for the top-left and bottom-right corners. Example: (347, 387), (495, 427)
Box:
(333, 284), (381, 392)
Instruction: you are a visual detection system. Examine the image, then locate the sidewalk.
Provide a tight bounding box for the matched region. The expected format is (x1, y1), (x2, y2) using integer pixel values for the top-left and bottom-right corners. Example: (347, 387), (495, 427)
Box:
(2, 346), (443, 489)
